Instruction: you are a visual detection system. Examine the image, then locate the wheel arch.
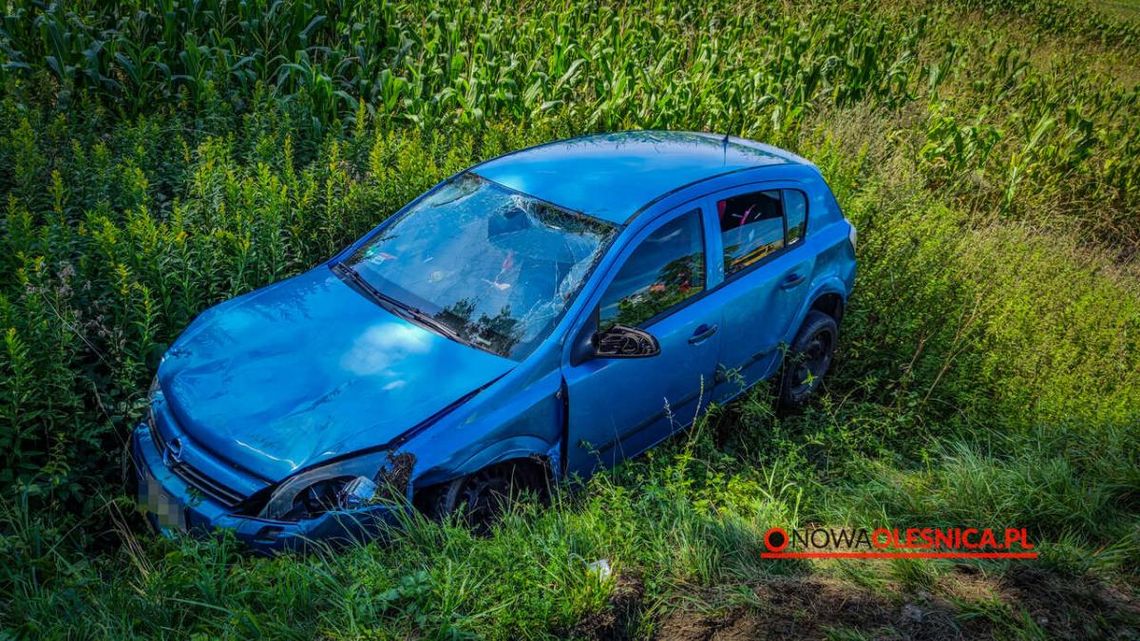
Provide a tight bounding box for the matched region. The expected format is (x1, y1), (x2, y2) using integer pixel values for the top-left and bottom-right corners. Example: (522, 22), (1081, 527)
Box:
(789, 278), (848, 339)
(809, 290), (845, 323)
(411, 436), (557, 497)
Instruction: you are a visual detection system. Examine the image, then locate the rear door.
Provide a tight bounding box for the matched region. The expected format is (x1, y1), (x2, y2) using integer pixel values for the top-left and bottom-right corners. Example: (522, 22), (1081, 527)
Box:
(705, 184), (815, 401)
(562, 204), (721, 477)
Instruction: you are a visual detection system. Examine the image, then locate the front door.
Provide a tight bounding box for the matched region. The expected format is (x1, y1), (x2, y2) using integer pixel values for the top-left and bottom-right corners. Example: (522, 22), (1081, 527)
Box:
(562, 205), (721, 477)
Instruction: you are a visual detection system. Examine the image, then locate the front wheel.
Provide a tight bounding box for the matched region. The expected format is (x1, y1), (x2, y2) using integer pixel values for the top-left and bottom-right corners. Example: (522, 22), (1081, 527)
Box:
(779, 310), (838, 409)
(418, 462), (546, 533)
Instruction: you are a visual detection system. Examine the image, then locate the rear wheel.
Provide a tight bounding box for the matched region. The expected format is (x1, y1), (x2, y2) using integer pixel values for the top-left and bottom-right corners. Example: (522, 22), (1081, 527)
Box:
(779, 310), (838, 409)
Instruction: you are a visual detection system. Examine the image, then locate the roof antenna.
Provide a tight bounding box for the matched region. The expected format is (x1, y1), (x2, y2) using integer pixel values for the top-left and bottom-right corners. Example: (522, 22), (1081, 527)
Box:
(721, 132), (729, 164)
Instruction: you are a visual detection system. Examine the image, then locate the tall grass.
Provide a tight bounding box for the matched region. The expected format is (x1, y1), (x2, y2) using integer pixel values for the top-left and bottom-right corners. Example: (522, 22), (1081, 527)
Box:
(1, 0), (1138, 638)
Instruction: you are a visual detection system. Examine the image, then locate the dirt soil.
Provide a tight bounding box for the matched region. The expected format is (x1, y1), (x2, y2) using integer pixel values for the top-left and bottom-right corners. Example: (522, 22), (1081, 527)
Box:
(653, 574), (971, 641)
(998, 566), (1140, 640)
(569, 572), (647, 640)
(570, 565), (1140, 640)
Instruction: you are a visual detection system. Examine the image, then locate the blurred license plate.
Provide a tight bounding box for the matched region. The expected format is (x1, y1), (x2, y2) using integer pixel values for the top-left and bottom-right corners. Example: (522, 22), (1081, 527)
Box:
(141, 468), (187, 532)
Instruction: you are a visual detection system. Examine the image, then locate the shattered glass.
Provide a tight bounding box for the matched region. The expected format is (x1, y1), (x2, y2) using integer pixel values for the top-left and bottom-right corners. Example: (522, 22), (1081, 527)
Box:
(348, 174), (618, 359)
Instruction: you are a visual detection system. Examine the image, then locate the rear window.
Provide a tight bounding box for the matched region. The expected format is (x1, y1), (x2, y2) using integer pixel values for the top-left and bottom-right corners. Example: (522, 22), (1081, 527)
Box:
(716, 189), (808, 277)
(717, 190), (783, 276)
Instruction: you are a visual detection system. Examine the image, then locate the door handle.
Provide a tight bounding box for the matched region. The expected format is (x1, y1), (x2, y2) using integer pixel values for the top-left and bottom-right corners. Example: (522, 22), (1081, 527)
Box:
(780, 273), (806, 289)
(688, 323), (718, 344)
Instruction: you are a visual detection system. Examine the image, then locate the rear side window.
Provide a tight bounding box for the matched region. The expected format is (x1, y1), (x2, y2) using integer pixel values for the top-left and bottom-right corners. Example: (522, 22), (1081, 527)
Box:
(717, 190), (783, 276)
(784, 190), (807, 245)
(598, 209), (705, 330)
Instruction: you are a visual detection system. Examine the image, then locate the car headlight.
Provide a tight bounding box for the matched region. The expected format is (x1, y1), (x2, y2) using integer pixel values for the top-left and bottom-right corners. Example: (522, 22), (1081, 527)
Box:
(257, 451), (414, 521)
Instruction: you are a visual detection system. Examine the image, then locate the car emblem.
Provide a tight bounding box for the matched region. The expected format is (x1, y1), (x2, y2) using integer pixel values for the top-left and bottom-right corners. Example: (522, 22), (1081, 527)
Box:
(164, 437), (184, 465)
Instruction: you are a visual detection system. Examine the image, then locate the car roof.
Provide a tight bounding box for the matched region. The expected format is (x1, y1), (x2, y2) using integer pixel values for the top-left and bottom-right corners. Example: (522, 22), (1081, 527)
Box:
(471, 131), (810, 224)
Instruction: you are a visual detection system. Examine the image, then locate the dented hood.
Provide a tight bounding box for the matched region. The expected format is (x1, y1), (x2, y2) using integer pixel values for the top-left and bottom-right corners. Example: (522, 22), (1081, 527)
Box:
(157, 267), (514, 482)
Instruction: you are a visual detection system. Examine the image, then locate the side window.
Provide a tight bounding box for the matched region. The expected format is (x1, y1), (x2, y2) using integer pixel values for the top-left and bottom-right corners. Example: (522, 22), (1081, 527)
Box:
(784, 189), (807, 245)
(598, 209), (705, 330)
(717, 190), (783, 276)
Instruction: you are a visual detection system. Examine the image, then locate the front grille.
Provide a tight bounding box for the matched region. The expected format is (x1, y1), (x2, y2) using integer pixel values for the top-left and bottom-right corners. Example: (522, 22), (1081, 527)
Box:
(170, 461), (244, 507)
(148, 405), (166, 450)
(149, 408), (244, 508)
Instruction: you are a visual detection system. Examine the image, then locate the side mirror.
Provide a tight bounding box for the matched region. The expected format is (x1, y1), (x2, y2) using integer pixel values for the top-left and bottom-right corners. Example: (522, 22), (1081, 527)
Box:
(593, 324), (661, 358)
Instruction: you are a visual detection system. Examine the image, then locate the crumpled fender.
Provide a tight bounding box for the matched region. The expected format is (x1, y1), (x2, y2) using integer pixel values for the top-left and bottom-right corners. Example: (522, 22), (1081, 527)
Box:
(446, 435), (557, 482)
(405, 368), (564, 490)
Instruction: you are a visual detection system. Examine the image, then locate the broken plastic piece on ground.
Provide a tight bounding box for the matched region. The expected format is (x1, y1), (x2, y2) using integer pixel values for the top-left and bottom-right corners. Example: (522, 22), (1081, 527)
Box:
(587, 559), (612, 580)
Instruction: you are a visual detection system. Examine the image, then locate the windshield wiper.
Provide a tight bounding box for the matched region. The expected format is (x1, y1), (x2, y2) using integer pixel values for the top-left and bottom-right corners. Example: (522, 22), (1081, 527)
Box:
(331, 261), (472, 347)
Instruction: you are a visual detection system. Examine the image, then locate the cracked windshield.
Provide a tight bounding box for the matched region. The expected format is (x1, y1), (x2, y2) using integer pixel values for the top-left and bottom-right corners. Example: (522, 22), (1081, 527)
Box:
(348, 174), (617, 358)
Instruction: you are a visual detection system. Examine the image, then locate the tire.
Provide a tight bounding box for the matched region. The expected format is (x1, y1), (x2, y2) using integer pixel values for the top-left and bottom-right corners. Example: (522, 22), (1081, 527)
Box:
(419, 462), (545, 533)
(779, 310), (838, 409)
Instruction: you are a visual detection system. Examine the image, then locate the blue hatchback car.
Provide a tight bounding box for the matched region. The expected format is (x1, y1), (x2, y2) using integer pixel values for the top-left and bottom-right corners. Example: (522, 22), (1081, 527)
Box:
(132, 131), (856, 551)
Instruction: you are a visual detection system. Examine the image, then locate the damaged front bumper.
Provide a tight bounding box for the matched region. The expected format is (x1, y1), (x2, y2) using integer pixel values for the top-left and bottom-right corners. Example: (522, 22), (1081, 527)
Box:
(130, 423), (404, 554)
